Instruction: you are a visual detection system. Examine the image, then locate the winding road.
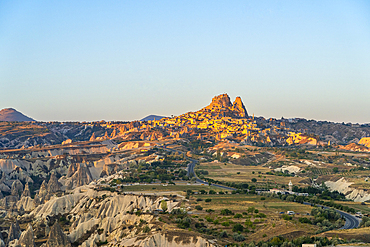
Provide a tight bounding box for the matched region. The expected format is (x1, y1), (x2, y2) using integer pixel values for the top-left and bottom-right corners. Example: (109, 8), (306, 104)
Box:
(162, 146), (236, 191)
(162, 145), (359, 229)
(187, 157), (237, 191)
(303, 202), (360, 229)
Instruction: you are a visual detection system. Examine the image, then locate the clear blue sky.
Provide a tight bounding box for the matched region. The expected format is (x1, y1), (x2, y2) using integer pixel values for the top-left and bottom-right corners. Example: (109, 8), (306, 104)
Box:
(1, 1), (369, 123)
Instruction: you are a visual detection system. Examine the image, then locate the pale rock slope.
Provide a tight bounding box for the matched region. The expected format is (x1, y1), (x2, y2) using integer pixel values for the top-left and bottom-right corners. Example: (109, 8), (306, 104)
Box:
(325, 177), (370, 202)
(18, 185), (216, 247)
(29, 193), (84, 219)
(120, 232), (216, 247)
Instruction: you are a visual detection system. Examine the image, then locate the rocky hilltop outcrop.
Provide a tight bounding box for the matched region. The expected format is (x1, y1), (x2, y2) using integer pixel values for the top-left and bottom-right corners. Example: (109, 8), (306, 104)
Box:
(0, 108), (35, 122)
(202, 94), (248, 118)
(359, 137), (370, 148)
(232, 96), (248, 118)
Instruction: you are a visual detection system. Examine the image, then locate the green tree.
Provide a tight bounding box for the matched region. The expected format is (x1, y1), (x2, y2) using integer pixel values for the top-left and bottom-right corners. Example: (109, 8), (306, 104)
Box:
(232, 223), (244, 232)
(247, 207), (255, 214)
(161, 200), (168, 212)
(220, 231), (228, 238)
(233, 233), (246, 242)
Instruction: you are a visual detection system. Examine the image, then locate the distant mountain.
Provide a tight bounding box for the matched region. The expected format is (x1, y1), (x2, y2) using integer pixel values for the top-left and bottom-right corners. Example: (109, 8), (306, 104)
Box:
(0, 108), (35, 122)
(140, 115), (166, 121)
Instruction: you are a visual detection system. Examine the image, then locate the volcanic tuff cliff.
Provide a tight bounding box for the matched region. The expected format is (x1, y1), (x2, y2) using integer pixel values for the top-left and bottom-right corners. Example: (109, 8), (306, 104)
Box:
(0, 183), (215, 247)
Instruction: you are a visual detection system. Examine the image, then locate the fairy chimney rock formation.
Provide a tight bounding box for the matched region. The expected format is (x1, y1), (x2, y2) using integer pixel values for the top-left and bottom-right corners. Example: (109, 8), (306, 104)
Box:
(67, 163), (94, 189)
(44, 222), (71, 247)
(47, 173), (61, 194)
(18, 224), (35, 247)
(89, 133), (96, 141)
(11, 180), (23, 197)
(75, 163), (93, 187)
(21, 183), (31, 198)
(67, 163), (77, 178)
(36, 181), (48, 203)
(7, 221), (21, 245)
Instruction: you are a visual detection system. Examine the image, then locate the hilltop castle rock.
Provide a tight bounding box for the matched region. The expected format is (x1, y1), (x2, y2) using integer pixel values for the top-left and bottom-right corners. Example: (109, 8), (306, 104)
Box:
(203, 93), (248, 118)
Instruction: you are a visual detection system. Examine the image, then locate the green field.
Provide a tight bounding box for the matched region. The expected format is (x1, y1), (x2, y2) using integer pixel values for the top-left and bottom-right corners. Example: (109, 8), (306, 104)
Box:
(196, 161), (305, 188)
(183, 193), (318, 244)
(192, 193), (312, 213)
(122, 184), (224, 193)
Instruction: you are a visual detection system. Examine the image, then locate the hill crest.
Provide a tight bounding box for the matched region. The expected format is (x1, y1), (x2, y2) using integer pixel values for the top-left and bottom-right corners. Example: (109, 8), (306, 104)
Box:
(140, 115), (166, 121)
(0, 108), (35, 122)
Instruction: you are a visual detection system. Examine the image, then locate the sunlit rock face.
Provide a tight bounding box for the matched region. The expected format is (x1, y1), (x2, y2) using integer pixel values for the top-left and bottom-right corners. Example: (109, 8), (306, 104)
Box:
(286, 132), (318, 145)
(359, 137), (370, 148)
(203, 93), (248, 118)
(206, 94), (233, 110)
(232, 96), (248, 118)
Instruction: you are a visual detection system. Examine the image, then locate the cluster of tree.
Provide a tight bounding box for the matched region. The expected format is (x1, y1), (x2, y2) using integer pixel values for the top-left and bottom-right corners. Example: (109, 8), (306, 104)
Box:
(261, 192), (356, 214)
(175, 216), (192, 229)
(183, 140), (214, 151)
(360, 216), (370, 228)
(271, 171), (295, 177)
(113, 166), (189, 184)
(223, 235), (346, 247)
(218, 226), (347, 246)
(171, 211), (217, 235)
(256, 235), (345, 247)
(292, 186), (346, 200)
(285, 149), (308, 159)
(319, 200), (356, 214)
(149, 159), (185, 169)
(310, 207), (344, 232)
(196, 169), (209, 179)
(282, 198), (343, 233)
(204, 178), (253, 191)
(204, 176), (346, 204)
